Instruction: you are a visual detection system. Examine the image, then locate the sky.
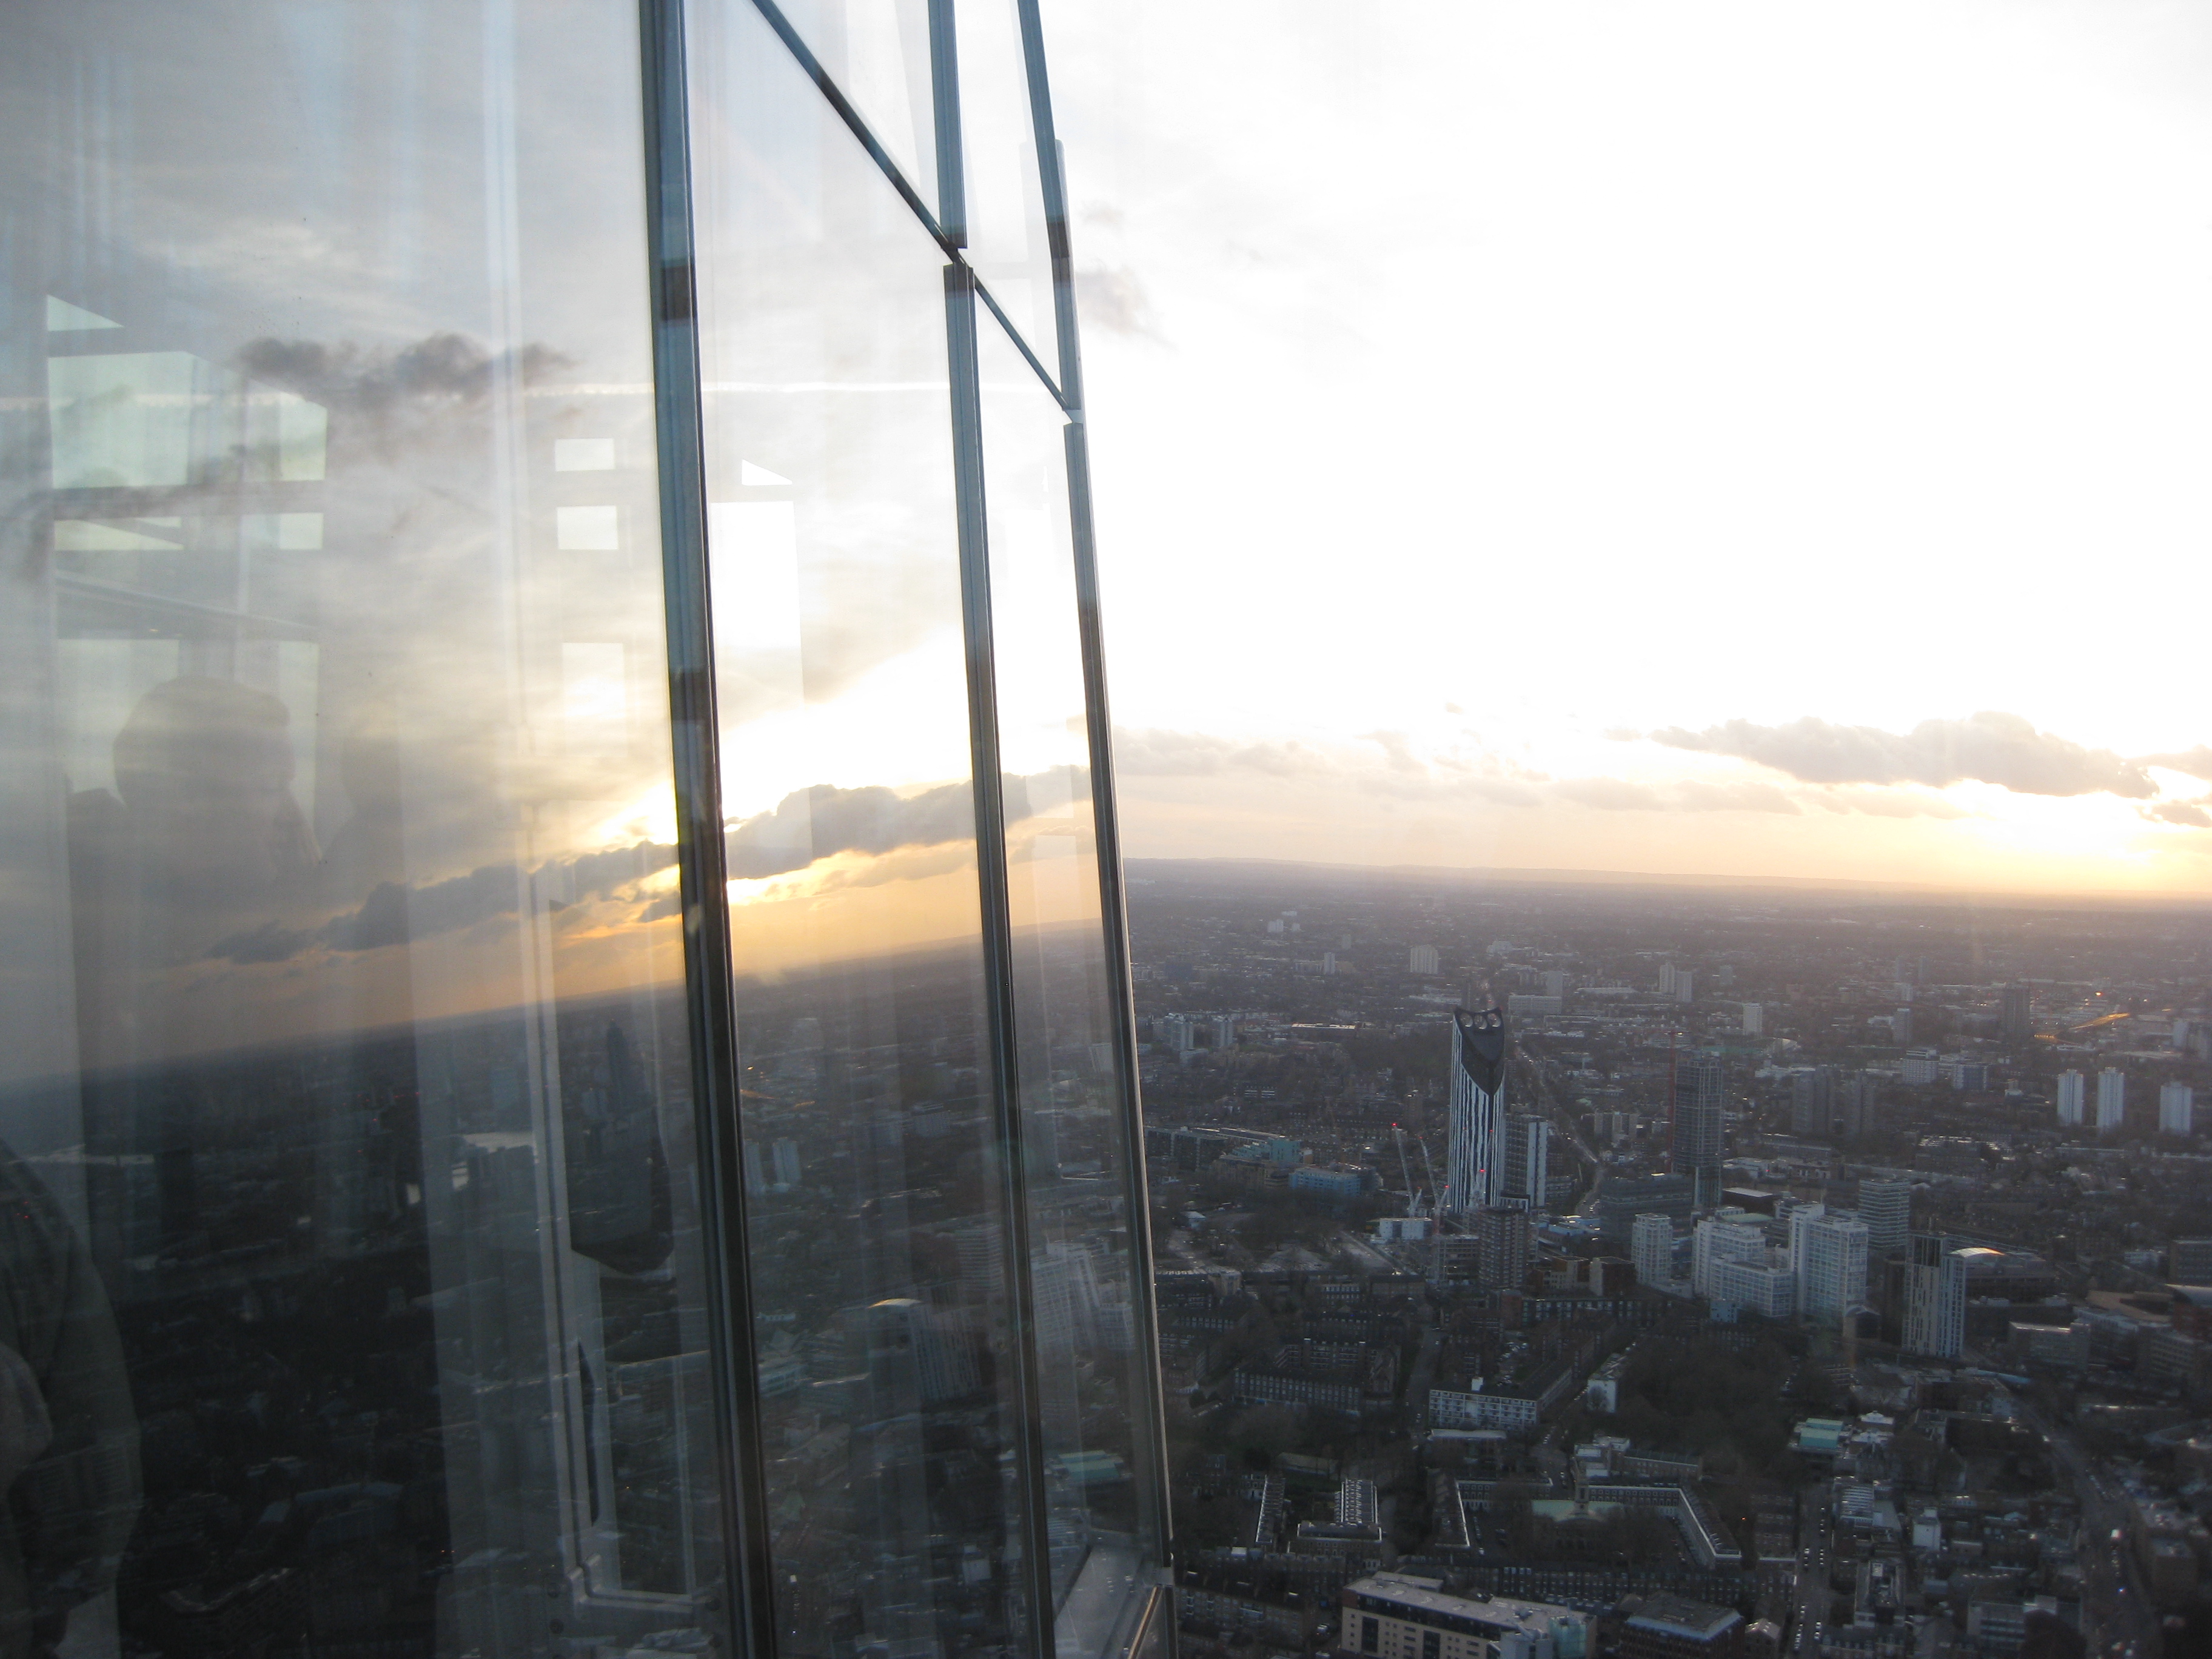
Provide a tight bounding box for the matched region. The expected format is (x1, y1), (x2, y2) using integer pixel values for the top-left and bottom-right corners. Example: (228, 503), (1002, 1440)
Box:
(21, 0), (2212, 1093)
(1047, 0), (2212, 896)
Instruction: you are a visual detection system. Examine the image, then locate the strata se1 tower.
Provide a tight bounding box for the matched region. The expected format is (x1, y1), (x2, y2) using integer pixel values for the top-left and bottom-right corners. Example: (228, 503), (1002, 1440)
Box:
(1444, 1005), (1510, 1216)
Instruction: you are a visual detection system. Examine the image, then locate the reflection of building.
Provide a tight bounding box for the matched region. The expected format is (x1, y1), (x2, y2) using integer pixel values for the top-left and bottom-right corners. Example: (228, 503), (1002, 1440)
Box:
(7, 2), (1170, 1653)
(1444, 1007), (1509, 1216)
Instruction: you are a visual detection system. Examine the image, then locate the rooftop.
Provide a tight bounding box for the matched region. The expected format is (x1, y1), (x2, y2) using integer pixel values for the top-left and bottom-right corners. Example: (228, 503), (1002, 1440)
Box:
(1347, 1574), (1584, 1632)
(1624, 1594), (1745, 1640)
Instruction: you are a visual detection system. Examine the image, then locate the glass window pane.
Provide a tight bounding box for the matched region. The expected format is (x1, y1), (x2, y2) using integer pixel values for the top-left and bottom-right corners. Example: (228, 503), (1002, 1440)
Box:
(761, 0), (946, 224)
(956, 0), (1058, 358)
(1, 5), (731, 1655)
(689, 5), (1037, 1656)
(973, 312), (1162, 1657)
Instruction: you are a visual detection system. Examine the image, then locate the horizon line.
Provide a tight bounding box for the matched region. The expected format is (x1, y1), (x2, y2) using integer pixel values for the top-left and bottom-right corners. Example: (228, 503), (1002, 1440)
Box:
(1122, 854), (2212, 910)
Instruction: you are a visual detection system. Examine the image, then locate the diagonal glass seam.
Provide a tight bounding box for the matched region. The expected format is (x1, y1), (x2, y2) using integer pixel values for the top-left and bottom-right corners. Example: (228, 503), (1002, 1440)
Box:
(746, 0), (953, 250)
(745, 0), (1067, 400)
(741, 0), (1068, 397)
(973, 274), (1069, 412)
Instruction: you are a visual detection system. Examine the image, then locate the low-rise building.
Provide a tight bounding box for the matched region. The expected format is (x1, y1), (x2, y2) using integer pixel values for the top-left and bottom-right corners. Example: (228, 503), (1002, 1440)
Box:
(1620, 1594), (1744, 1659)
(1339, 1573), (1589, 1659)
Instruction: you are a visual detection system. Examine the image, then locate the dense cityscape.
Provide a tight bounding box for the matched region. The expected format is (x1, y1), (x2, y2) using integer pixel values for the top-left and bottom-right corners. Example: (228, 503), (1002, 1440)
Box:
(1128, 858), (2212, 1659)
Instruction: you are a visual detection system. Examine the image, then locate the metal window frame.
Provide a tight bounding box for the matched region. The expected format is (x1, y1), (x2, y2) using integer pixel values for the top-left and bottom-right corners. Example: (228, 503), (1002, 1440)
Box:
(1014, 0), (1177, 1587)
(637, 4), (777, 1658)
(642, 2), (1174, 1655)
(947, 260), (1061, 1659)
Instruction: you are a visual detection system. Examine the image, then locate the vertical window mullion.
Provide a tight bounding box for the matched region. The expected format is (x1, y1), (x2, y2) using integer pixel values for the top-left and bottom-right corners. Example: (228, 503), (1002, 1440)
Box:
(928, 0), (967, 247)
(945, 258), (1058, 1659)
(1014, 0), (1176, 1585)
(1061, 418), (1176, 1573)
(637, 3), (777, 1655)
(1015, 0), (1082, 408)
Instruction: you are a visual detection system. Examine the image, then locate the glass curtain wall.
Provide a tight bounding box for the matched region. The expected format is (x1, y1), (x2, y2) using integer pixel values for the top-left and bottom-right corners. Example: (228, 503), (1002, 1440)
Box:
(0, 1), (1167, 1658)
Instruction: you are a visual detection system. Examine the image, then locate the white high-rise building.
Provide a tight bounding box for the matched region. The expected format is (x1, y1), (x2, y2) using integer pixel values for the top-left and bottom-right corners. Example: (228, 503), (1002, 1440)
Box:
(2162, 1082), (2194, 1136)
(1709, 1255), (1796, 1320)
(1632, 1213), (1674, 1287)
(1693, 1215), (1794, 1319)
(1409, 944), (1440, 976)
(1692, 1216), (1765, 1295)
(1443, 1005), (1509, 1216)
(1790, 1205), (1869, 1328)
(2056, 1071), (2085, 1127)
(1739, 1002), (1763, 1036)
(2097, 1068), (2126, 1131)
(1902, 1235), (1967, 1359)
(1542, 970), (1567, 1000)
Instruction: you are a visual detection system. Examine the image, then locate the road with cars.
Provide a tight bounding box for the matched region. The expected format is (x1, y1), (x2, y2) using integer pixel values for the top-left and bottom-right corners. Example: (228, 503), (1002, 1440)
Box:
(2012, 1398), (2153, 1659)
(1791, 1495), (1833, 1657)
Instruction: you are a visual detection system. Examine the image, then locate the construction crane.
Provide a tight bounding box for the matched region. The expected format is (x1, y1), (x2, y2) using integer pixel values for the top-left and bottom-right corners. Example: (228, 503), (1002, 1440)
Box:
(1393, 1125), (1419, 1212)
(1418, 1134), (1440, 1216)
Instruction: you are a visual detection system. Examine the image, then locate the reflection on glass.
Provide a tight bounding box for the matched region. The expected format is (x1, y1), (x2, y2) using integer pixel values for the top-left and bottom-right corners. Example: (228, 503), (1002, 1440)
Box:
(1, 5), (728, 1656)
(974, 314), (1161, 1658)
(690, 4), (1034, 1657)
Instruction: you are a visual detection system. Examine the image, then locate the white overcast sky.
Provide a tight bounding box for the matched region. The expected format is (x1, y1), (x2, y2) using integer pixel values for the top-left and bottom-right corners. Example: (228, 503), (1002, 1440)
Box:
(1044, 0), (2212, 893)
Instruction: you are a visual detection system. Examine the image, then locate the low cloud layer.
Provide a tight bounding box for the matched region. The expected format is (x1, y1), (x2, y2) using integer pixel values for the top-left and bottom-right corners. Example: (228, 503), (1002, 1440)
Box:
(209, 770), (1082, 965)
(729, 781), (974, 879)
(1649, 711), (2156, 799)
(2143, 747), (2212, 782)
(1118, 728), (1849, 819)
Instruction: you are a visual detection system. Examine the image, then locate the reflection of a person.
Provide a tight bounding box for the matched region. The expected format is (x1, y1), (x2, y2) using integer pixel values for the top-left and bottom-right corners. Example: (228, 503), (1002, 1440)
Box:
(54, 675), (314, 1655)
(0, 1141), (138, 1659)
(69, 675), (319, 1070)
(318, 708), (406, 900)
